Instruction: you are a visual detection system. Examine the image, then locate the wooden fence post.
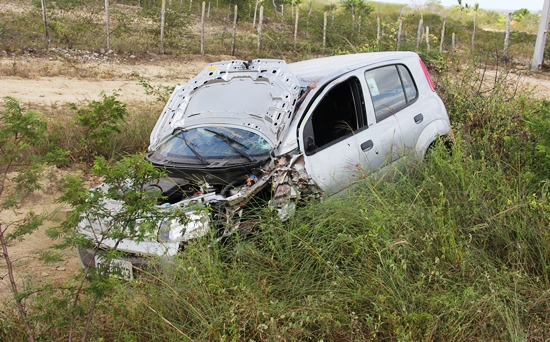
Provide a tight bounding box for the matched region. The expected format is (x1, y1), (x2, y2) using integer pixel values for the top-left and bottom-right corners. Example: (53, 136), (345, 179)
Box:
(351, 4), (355, 32)
(351, 14), (355, 38)
(330, 3), (334, 27)
(207, 2), (210, 18)
(41, 0), (49, 44)
(426, 26), (430, 51)
(376, 14), (381, 48)
(231, 5), (237, 55)
(281, 4), (284, 26)
(532, 0), (550, 70)
(396, 19), (402, 51)
(253, 0), (258, 28)
(201, 1), (205, 55)
(358, 15), (361, 36)
(258, 5), (263, 53)
(294, 9), (299, 44)
(416, 15), (423, 51)
(452, 32), (456, 53)
(104, 0), (110, 51)
(160, 0), (166, 53)
(323, 11), (327, 48)
(471, 13), (476, 52)
(440, 15), (446, 53)
(503, 12), (512, 58)
(306, 0), (312, 38)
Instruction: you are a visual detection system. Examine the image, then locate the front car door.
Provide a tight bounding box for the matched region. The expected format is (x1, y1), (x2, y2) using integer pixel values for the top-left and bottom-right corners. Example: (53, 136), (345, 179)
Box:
(299, 71), (400, 195)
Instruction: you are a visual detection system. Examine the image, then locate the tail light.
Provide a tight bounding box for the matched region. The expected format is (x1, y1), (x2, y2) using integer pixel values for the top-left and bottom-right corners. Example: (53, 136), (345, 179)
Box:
(419, 58), (436, 92)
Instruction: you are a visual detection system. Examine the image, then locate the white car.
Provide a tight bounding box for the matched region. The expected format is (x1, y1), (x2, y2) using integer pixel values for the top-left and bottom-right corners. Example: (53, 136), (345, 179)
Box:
(77, 52), (450, 277)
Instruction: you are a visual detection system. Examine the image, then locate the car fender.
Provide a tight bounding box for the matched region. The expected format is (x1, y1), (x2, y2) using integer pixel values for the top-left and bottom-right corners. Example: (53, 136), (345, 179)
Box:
(414, 118), (451, 157)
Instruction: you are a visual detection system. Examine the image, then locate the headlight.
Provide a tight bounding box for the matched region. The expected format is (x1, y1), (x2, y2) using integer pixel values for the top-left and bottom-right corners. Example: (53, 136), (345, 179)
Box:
(158, 212), (210, 243)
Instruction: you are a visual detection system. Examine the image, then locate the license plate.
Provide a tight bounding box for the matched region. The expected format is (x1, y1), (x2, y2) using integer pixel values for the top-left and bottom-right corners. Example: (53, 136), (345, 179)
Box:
(94, 255), (133, 280)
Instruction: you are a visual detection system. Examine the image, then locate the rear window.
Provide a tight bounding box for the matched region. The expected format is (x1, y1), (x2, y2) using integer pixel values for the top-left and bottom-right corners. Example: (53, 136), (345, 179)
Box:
(364, 64), (418, 122)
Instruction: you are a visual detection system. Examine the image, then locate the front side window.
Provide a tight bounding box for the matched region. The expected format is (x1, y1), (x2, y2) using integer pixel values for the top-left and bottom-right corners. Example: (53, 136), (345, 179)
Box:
(365, 64), (418, 122)
(305, 77), (366, 152)
(151, 126), (272, 165)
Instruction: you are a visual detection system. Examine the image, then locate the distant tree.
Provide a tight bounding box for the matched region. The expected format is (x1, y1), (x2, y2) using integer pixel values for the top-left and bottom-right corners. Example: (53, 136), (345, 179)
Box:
(455, 0), (478, 11)
(425, 0), (444, 13)
(513, 8), (530, 21)
(340, 0), (374, 16)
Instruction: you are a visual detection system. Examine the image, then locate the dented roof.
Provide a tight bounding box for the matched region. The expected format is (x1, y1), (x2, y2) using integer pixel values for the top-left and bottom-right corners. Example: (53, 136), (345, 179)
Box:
(288, 52), (415, 86)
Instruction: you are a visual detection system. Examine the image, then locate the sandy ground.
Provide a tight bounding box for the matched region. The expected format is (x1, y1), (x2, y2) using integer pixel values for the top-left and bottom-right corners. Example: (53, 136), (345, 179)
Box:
(0, 171), (82, 299)
(1, 54), (550, 304)
(0, 54), (211, 104)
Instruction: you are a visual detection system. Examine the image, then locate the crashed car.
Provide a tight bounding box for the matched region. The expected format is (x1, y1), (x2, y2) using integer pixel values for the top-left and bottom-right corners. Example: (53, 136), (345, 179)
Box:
(77, 52), (450, 276)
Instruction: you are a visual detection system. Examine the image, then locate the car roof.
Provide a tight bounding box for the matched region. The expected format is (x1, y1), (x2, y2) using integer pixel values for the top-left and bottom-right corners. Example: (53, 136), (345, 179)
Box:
(288, 51), (419, 86)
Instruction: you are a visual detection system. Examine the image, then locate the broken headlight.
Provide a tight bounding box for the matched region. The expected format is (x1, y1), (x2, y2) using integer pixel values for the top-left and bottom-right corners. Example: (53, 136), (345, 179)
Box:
(157, 212), (210, 243)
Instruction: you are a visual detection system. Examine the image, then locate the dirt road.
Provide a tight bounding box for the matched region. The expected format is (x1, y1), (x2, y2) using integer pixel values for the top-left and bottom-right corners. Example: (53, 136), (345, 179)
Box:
(0, 55), (209, 104)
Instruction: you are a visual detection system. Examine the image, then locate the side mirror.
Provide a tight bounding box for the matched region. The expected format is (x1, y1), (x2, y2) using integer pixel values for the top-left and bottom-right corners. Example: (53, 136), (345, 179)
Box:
(305, 136), (317, 154)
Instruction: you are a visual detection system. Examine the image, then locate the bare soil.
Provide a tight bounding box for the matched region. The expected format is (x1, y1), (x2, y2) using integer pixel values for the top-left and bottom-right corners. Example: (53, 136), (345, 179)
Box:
(0, 54), (214, 104)
(1, 53), (550, 303)
(0, 169), (84, 299)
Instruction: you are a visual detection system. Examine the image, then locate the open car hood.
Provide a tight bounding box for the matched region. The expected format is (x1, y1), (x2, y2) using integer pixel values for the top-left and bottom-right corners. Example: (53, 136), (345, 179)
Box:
(149, 59), (301, 151)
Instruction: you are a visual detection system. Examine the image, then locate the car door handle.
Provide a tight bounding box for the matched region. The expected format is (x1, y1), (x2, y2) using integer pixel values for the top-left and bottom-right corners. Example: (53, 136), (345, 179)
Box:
(414, 114), (424, 124)
(361, 140), (374, 151)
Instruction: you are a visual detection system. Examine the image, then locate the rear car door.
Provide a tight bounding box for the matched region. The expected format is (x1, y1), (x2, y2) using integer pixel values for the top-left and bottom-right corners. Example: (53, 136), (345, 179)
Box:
(364, 63), (426, 155)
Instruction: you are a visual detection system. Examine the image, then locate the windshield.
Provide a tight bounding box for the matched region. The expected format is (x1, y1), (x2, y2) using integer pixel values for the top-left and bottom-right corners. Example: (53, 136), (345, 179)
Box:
(153, 126), (272, 164)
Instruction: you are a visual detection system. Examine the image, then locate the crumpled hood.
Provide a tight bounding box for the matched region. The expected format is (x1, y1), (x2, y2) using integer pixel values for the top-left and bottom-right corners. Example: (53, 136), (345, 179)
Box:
(149, 59), (301, 151)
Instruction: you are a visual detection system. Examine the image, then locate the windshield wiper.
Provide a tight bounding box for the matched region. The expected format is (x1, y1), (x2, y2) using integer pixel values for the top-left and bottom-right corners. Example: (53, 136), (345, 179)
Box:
(172, 128), (209, 165)
(204, 128), (255, 162)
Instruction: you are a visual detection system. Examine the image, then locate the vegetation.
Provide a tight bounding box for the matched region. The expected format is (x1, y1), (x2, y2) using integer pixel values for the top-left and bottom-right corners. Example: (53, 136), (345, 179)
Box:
(0, 97), (67, 341)
(0, 0), (544, 63)
(1, 0), (550, 340)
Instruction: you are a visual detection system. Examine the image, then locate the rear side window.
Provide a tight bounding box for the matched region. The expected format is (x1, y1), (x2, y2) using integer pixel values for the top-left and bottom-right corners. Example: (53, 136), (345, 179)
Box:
(365, 65), (418, 122)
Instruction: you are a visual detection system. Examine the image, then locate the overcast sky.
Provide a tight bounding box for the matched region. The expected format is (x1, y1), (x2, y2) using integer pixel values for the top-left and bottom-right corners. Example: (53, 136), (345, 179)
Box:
(379, 0), (545, 12)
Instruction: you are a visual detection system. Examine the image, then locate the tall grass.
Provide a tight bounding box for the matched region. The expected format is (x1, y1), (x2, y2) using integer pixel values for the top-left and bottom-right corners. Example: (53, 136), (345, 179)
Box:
(40, 137), (547, 341)
(32, 99), (162, 164)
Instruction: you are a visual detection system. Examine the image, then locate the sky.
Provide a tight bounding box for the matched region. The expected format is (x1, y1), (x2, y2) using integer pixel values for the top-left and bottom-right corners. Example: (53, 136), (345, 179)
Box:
(379, 0), (546, 12)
